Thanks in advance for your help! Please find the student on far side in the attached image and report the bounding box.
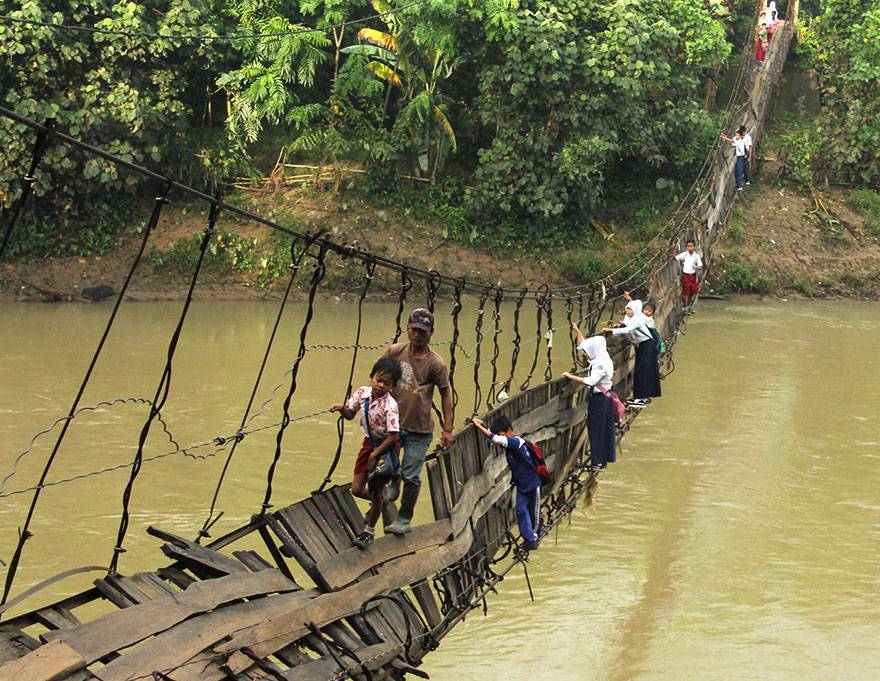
[563,326,617,471]
[673,239,703,315]
[720,129,748,191]
[471,416,542,551]
[739,125,753,185]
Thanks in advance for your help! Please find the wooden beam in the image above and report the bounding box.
[40,570,297,668]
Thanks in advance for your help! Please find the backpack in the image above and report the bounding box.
[518,440,552,486]
[638,324,665,354]
[648,327,666,354]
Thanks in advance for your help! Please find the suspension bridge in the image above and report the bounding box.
[0,5,797,679]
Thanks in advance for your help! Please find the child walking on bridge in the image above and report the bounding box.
[673,239,704,314]
[471,416,542,551]
[330,357,402,549]
[604,298,662,409]
[563,328,618,471]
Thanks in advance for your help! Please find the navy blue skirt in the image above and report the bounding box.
[633,340,662,399]
[588,392,616,467]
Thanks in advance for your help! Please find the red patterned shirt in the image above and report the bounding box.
[345,386,400,443]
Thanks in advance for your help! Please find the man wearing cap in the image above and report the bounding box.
[380,308,455,534]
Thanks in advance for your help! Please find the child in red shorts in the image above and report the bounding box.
[331,357,402,548]
[673,239,704,314]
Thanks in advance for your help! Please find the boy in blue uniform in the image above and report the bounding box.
[472,416,542,551]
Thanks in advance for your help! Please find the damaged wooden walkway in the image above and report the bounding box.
[0,374,602,681]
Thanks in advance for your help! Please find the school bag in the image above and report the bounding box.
[648,327,666,354]
[362,396,400,495]
[639,325,665,354]
[597,385,627,422]
[514,440,553,486]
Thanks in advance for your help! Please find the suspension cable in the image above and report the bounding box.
[108,190,220,574]
[0,178,173,605]
[319,257,377,491]
[196,232,318,541]
[261,244,328,513]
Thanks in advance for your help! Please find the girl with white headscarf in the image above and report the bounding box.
[563,325,617,470]
[604,297,662,408]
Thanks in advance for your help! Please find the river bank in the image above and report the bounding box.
[2,182,879,302]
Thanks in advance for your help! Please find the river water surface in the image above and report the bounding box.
[1,299,878,679]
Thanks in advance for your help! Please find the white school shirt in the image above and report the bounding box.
[576,339,614,391]
[676,251,703,274]
[743,133,753,151]
[731,137,747,157]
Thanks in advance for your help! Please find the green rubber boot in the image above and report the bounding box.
[386,482,419,535]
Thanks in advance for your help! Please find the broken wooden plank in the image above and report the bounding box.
[314,520,453,590]
[0,640,85,681]
[32,607,79,632]
[148,526,247,577]
[410,581,442,630]
[0,626,39,664]
[512,395,560,435]
[278,504,337,561]
[91,589,313,681]
[215,522,477,670]
[40,569,297,668]
[232,550,273,572]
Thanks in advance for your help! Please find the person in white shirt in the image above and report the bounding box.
[739,125,753,185]
[563,327,617,471]
[606,296,661,408]
[673,239,704,314]
[720,129,747,190]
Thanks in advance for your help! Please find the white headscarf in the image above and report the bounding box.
[579,335,614,389]
[581,335,611,364]
[622,299,647,329]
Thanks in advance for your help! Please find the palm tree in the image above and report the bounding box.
[341,1,456,180]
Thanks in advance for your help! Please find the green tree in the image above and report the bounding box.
[471,0,730,233]
[799,0,880,183]
[0,0,230,256]
[217,0,332,143]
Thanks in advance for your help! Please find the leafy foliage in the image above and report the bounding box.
[795,0,880,183]
[849,188,880,236]
[0,0,232,255]
[470,0,730,232]
[718,253,774,293]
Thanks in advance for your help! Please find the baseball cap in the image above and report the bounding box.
[407,308,434,331]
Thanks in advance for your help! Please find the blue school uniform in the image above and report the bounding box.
[488,434,541,547]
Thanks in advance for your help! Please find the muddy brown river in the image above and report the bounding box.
[1,298,878,678]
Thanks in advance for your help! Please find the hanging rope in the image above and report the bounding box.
[261,244,328,513]
[486,287,503,407]
[393,267,413,343]
[565,296,578,370]
[519,290,545,392]
[447,277,465,420]
[108,191,220,574]
[0,120,55,261]
[426,269,442,313]
[501,288,527,397]
[196,232,318,542]
[0,178,172,605]
[542,290,554,383]
[470,290,490,419]
[319,256,376,492]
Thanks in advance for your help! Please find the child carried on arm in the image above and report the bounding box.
[330,358,402,549]
[471,416,543,551]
